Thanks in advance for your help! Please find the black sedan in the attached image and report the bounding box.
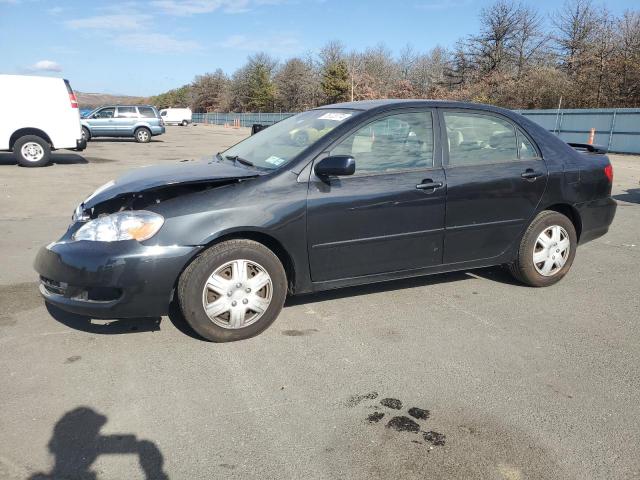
[34,100,617,342]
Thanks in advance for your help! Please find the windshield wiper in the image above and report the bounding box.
[225,155,255,168]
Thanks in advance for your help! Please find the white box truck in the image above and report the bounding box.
[159,107,192,126]
[0,74,86,167]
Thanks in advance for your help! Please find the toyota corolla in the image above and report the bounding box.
[34,100,617,342]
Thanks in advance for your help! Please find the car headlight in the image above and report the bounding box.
[73,211,164,242]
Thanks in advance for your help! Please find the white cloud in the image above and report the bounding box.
[65,14,152,30]
[30,60,62,72]
[218,33,301,55]
[113,33,200,53]
[151,0,286,16]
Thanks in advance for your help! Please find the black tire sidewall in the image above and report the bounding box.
[135,127,151,143]
[517,212,577,287]
[15,135,51,167]
[82,127,91,141]
[179,241,287,342]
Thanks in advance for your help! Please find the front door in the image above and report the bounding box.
[440,110,548,264]
[306,109,446,283]
[88,107,116,136]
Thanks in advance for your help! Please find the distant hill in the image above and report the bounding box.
[75,91,148,108]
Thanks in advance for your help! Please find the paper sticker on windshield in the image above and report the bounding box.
[318,112,352,122]
[265,155,285,166]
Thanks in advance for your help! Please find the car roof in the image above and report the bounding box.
[317,99,514,116]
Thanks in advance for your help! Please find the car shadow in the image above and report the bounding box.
[45,303,162,335]
[29,406,169,480]
[0,152,88,166]
[613,188,640,205]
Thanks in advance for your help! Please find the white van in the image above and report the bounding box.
[0,74,86,167]
[159,108,192,126]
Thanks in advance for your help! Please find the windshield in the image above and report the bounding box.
[223,109,359,170]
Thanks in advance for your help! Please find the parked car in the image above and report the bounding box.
[0,74,86,167]
[159,108,192,126]
[81,105,165,143]
[35,100,617,342]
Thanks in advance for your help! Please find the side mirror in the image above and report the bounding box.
[314,155,355,177]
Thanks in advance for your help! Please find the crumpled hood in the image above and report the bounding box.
[82,158,262,208]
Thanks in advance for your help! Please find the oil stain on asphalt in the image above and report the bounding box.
[281,328,319,336]
[353,393,446,448]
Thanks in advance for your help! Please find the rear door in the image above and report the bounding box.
[306,109,446,282]
[440,109,548,263]
[114,106,138,136]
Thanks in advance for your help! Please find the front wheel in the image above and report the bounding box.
[181,120,188,126]
[81,126,91,142]
[134,127,151,143]
[509,210,577,287]
[178,240,287,342]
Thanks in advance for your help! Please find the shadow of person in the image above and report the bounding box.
[29,407,169,480]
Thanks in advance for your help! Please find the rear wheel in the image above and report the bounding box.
[134,127,151,143]
[178,240,287,342]
[181,120,188,126]
[509,210,577,287]
[14,135,51,167]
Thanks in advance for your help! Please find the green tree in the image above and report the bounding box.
[321,60,350,104]
[247,63,276,111]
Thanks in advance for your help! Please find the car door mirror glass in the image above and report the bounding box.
[314,155,356,177]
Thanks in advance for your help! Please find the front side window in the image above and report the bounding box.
[331,111,434,175]
[444,112,518,166]
[138,107,157,118]
[94,107,115,119]
[223,109,359,170]
[116,106,138,118]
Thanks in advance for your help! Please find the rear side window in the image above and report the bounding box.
[518,130,539,159]
[160,110,167,116]
[331,111,434,175]
[116,106,138,118]
[444,112,518,166]
[139,107,157,118]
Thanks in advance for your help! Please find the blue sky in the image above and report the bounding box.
[0,0,636,96]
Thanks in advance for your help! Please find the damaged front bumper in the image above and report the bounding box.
[34,239,201,318]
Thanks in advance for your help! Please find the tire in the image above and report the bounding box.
[81,126,91,142]
[14,135,51,167]
[134,127,151,143]
[509,210,577,287]
[181,120,188,126]
[178,239,287,342]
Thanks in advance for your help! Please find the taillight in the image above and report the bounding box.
[604,164,613,182]
[69,93,78,108]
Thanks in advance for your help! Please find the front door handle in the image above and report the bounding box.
[521,169,544,181]
[416,180,444,191]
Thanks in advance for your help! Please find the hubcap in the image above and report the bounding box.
[21,142,44,162]
[533,225,570,276]
[202,259,273,329]
[138,130,149,141]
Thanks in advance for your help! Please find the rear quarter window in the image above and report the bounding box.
[138,107,157,118]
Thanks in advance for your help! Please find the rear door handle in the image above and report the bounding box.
[521,169,544,181]
[416,180,444,191]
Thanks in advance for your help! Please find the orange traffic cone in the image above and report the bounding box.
[588,128,595,145]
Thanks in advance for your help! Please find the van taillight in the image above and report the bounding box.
[69,93,78,108]
[604,164,613,182]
